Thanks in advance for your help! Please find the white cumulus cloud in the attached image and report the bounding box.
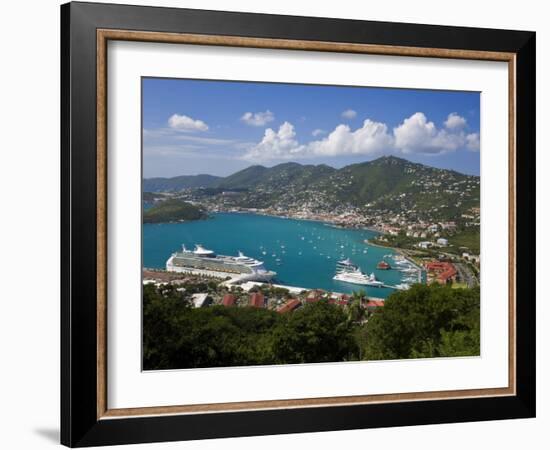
[341,109,357,119]
[243,122,304,161]
[444,112,467,130]
[242,111,479,161]
[240,110,275,126]
[168,114,209,132]
[307,120,393,157]
[393,112,472,154]
[466,132,480,151]
[311,128,326,137]
[243,119,393,161]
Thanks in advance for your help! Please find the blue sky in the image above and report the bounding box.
[143,78,480,178]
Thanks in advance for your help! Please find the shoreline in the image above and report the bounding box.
[143,207,385,235]
[212,209,384,234]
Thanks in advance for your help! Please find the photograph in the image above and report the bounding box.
[141,78,482,370]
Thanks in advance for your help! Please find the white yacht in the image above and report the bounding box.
[333,267,384,287]
[166,245,276,281]
[336,258,358,271]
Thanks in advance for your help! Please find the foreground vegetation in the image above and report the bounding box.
[143,283,480,370]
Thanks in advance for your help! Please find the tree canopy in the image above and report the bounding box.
[361,284,480,360]
[143,283,480,370]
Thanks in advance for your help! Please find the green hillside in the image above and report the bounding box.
[216,165,269,189]
[142,156,480,221]
[143,199,207,223]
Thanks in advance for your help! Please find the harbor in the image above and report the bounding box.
[144,212,425,297]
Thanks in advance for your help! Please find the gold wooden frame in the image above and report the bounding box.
[96,29,516,420]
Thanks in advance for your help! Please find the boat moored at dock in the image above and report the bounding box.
[377,260,391,270]
[166,244,276,282]
[333,268,385,287]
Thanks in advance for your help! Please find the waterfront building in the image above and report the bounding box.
[249,292,265,308]
[191,293,211,308]
[366,300,385,311]
[222,294,236,307]
[277,299,301,313]
[425,261,457,285]
[306,290,325,303]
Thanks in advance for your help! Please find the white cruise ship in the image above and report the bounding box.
[333,267,384,287]
[166,245,276,282]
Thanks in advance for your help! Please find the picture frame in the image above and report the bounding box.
[61,1,536,447]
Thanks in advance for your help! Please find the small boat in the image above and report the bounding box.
[377,260,391,270]
[337,258,358,270]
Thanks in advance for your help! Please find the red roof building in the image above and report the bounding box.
[366,300,385,311]
[222,294,236,307]
[277,299,301,313]
[425,261,457,284]
[305,290,324,303]
[249,292,265,308]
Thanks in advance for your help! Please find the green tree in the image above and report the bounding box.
[269,300,359,364]
[362,284,480,360]
[347,301,364,323]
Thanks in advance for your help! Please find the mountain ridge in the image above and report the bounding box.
[143,156,478,192]
[143,156,480,221]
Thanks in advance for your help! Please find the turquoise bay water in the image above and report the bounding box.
[143,213,405,297]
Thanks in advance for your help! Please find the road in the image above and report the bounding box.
[454,262,478,288]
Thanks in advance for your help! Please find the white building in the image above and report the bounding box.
[191,293,210,308]
[437,238,449,246]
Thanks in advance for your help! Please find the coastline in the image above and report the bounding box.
[213,208,384,234]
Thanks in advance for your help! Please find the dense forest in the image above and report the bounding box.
[143,283,480,370]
